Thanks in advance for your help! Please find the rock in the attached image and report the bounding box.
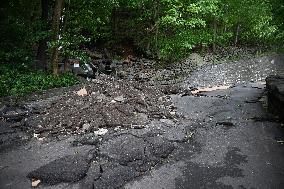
[170,111,176,115]
[27,155,91,184]
[181,89,193,96]
[100,106,135,127]
[93,164,139,189]
[31,179,41,187]
[82,123,92,131]
[80,162,102,189]
[100,135,146,166]
[146,136,175,159]
[266,75,284,120]
[160,119,174,125]
[187,53,206,67]
[72,133,100,146]
[131,125,146,129]
[91,91,99,96]
[162,85,181,95]
[0,105,6,114]
[114,96,125,103]
[93,128,108,136]
[1,107,28,122]
[96,94,107,101]
[216,121,235,127]
[77,87,88,96]
[134,113,149,125]
[91,52,103,59]
[100,134,175,172]
[117,70,128,79]
[0,121,29,146]
[163,126,188,142]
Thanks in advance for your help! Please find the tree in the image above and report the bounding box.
[36,0,49,71]
[51,0,65,75]
[1,0,283,69]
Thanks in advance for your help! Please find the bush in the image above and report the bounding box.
[0,63,79,97]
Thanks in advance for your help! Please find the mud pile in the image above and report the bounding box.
[8,75,177,138]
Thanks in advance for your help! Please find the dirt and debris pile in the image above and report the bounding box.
[16,75,177,138]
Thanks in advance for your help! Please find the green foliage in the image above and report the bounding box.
[155,0,220,62]
[1,0,284,67]
[0,63,79,97]
[0,0,41,63]
[49,33,91,62]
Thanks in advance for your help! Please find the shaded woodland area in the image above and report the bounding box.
[0,0,284,96]
[1,2,284,188]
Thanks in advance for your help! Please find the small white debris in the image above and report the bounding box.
[91,91,99,96]
[37,137,45,141]
[31,179,41,187]
[94,128,108,136]
[131,125,146,129]
[114,126,122,131]
[277,140,284,144]
[76,87,88,96]
[170,111,176,115]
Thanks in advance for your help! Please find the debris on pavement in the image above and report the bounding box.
[31,179,41,187]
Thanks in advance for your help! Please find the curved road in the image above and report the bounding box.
[126,55,284,189]
[0,55,284,189]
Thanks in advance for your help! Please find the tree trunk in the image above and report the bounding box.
[111,8,117,37]
[234,23,241,45]
[36,0,49,71]
[213,19,217,54]
[51,0,64,76]
[62,0,70,73]
[62,0,69,33]
[153,0,160,59]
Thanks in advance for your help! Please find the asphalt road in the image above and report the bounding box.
[1,55,284,189]
[126,83,284,189]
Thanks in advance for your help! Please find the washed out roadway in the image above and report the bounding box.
[0,55,284,189]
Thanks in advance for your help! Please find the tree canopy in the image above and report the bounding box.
[0,0,283,72]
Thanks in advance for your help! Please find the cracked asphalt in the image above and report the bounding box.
[1,55,284,189]
[125,83,284,189]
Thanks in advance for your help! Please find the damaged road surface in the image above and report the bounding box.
[0,75,180,189]
[1,55,284,189]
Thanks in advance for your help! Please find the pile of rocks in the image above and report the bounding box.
[114,56,199,85]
